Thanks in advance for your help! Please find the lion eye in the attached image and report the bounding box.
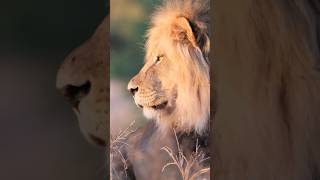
[155,55,164,64]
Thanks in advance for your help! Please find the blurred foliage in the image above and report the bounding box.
[110,0,161,80]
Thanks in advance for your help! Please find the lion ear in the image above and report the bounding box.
[171,17,209,56]
[171,17,197,47]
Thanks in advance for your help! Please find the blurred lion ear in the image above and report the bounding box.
[171,17,198,47]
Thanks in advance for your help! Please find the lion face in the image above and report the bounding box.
[128,49,178,120]
[128,1,210,134]
[56,17,108,146]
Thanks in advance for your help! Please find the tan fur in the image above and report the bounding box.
[56,17,109,145]
[128,0,210,134]
[213,0,320,179]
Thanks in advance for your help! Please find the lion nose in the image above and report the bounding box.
[128,79,139,96]
[58,81,91,110]
[129,86,138,96]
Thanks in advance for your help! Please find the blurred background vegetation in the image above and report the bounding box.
[110,0,161,135]
[0,0,108,179]
[110,0,160,80]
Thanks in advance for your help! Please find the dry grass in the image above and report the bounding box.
[161,129,210,180]
[110,123,210,180]
[110,121,136,180]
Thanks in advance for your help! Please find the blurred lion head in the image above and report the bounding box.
[56,17,108,146]
[128,0,210,134]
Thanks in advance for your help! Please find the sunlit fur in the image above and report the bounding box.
[142,0,210,134]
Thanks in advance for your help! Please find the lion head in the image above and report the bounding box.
[56,17,109,146]
[127,0,210,134]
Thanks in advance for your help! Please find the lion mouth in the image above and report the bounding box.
[138,101,168,110]
[151,101,168,110]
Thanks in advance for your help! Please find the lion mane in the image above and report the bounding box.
[143,0,210,134]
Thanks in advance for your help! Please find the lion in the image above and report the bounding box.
[213,0,320,179]
[56,16,109,147]
[128,0,210,135]
[112,0,210,179]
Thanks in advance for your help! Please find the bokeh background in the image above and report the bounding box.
[0,0,108,179]
[110,0,160,135]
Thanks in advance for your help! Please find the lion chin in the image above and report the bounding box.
[142,107,158,119]
[134,97,169,121]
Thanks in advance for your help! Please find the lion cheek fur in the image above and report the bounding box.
[143,108,158,120]
[140,82,210,135]
[173,79,210,134]
[148,76,210,135]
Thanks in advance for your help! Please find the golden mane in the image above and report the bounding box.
[145,0,210,134]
